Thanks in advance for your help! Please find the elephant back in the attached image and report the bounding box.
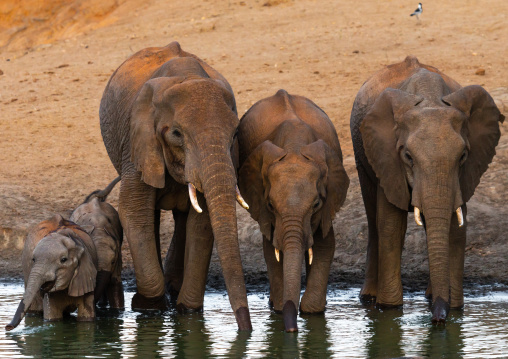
[239,89,341,166]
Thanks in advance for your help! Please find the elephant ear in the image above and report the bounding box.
[239,140,286,240]
[300,140,350,237]
[62,232,98,297]
[442,85,505,202]
[360,88,423,210]
[130,76,185,188]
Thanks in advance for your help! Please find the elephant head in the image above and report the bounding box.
[360,75,504,322]
[128,57,251,329]
[6,226,97,331]
[239,139,349,331]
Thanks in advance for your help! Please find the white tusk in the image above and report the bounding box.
[235,186,249,210]
[275,248,280,262]
[308,248,313,265]
[414,207,423,226]
[188,183,203,214]
[456,207,464,227]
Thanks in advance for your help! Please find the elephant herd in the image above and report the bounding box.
[6,41,505,333]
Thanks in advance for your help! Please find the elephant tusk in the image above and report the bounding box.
[235,186,249,210]
[414,207,423,226]
[308,248,313,266]
[275,248,280,262]
[456,207,464,227]
[188,183,203,214]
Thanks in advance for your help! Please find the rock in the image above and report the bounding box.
[475,68,486,76]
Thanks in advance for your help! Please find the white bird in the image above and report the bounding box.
[410,3,423,20]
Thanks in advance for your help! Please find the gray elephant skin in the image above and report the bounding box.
[99,41,251,330]
[238,89,350,332]
[350,56,504,323]
[70,176,124,309]
[6,215,98,330]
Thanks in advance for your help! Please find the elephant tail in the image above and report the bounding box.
[82,176,121,203]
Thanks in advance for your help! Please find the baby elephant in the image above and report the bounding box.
[6,215,98,330]
[238,90,350,332]
[70,176,124,309]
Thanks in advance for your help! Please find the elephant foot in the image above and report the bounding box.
[165,283,180,304]
[76,316,95,322]
[375,301,403,310]
[235,307,253,331]
[176,302,203,314]
[131,293,169,311]
[268,299,283,314]
[282,301,298,333]
[359,283,377,305]
[299,305,325,315]
[431,296,450,324]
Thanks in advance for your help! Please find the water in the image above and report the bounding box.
[1,282,508,358]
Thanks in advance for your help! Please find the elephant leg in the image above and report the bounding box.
[119,169,166,310]
[358,164,379,303]
[263,235,283,312]
[164,209,188,300]
[300,227,335,313]
[77,292,95,321]
[43,292,66,321]
[449,204,467,309]
[176,196,213,313]
[376,185,407,307]
[107,276,125,309]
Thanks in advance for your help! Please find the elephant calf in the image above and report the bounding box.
[6,215,98,330]
[350,56,504,323]
[238,89,350,332]
[70,176,124,309]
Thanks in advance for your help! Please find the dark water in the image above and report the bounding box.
[1,282,508,358]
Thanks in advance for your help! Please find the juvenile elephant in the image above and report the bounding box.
[70,176,124,309]
[6,215,98,330]
[99,41,252,330]
[238,90,350,332]
[350,56,504,323]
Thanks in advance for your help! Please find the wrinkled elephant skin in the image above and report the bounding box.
[350,56,504,323]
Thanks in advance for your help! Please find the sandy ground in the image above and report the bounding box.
[0,0,507,290]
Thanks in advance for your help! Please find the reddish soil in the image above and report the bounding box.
[0,0,507,290]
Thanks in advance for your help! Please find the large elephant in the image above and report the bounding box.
[6,215,98,330]
[350,56,504,323]
[99,41,252,330]
[238,90,350,332]
[70,176,124,309]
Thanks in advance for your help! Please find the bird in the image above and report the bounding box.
[410,3,423,20]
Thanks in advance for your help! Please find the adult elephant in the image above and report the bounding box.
[350,56,504,323]
[238,90,349,332]
[99,41,252,330]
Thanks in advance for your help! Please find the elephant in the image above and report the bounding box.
[70,176,124,309]
[238,89,350,332]
[99,41,252,330]
[350,56,504,323]
[6,215,98,330]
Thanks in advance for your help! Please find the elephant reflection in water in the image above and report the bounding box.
[365,308,404,358]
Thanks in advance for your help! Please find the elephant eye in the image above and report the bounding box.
[404,152,414,167]
[313,198,321,209]
[32,258,35,263]
[60,257,68,264]
[267,200,274,211]
[459,151,468,166]
[172,129,182,138]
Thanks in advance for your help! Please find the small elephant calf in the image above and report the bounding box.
[70,176,124,309]
[6,215,98,330]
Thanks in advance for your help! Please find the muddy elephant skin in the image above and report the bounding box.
[350,56,504,323]
[238,89,350,332]
[70,176,124,309]
[6,215,98,331]
[99,41,251,330]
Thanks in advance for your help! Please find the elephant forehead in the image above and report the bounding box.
[34,235,68,256]
[402,106,466,130]
[269,156,320,181]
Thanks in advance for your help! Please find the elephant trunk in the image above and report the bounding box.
[419,173,457,323]
[6,267,49,331]
[200,145,252,331]
[281,215,305,333]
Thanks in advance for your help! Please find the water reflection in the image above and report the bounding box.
[1,284,508,358]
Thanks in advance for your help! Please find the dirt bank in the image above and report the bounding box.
[0,0,507,291]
